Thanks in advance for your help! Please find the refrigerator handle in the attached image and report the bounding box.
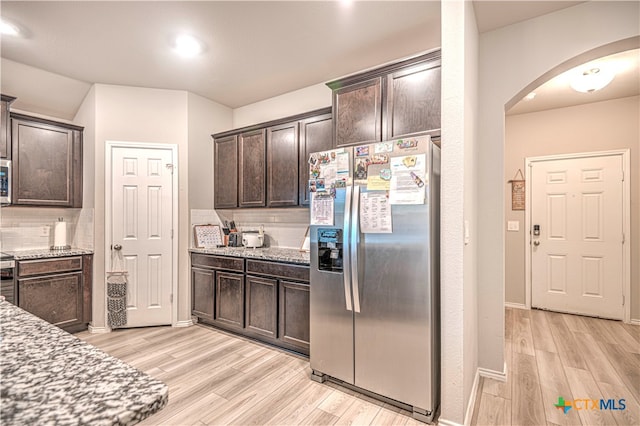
[351,185,361,313]
[343,185,353,312]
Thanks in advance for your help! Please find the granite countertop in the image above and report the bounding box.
[190,246,310,265]
[6,248,94,260]
[0,301,168,425]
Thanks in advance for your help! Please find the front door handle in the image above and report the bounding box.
[533,240,540,246]
[112,244,122,251]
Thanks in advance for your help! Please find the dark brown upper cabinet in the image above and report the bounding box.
[386,60,441,140]
[1,95,16,159]
[11,113,83,207]
[213,135,238,209]
[298,113,332,206]
[212,107,331,209]
[238,129,266,208]
[327,50,441,147]
[332,77,383,147]
[267,121,299,207]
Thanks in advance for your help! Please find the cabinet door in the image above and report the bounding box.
[192,267,215,322]
[245,275,277,340]
[238,129,266,207]
[386,61,441,139]
[215,271,245,330]
[18,271,83,330]
[0,98,10,159]
[299,113,332,205]
[214,135,238,209]
[267,122,299,207]
[12,117,82,207]
[333,77,382,147]
[279,280,310,355]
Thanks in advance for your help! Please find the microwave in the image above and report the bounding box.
[0,159,11,205]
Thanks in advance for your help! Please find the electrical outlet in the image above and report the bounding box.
[40,226,50,237]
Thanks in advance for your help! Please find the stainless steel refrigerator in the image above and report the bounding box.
[309,135,440,423]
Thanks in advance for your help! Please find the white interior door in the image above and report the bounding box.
[111,145,174,327]
[530,155,623,319]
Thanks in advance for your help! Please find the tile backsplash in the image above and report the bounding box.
[0,207,94,251]
[215,208,309,249]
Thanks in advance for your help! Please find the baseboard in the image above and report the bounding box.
[463,369,481,426]
[630,319,640,326]
[88,325,111,334]
[173,319,194,328]
[478,363,507,383]
[438,418,463,426]
[504,302,527,310]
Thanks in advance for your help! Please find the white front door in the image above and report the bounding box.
[530,154,624,319]
[110,145,174,327]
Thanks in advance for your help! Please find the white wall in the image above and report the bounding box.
[440,1,479,424]
[505,96,640,319]
[478,1,640,372]
[233,82,331,128]
[188,92,233,209]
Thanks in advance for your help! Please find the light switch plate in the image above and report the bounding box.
[507,221,519,232]
[40,226,50,236]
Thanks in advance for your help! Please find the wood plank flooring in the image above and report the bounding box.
[76,324,424,426]
[76,308,638,425]
[472,308,640,426]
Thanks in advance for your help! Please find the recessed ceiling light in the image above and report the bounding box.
[1,19,20,36]
[524,92,536,101]
[570,67,615,93]
[173,34,203,58]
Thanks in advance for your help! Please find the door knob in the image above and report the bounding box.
[533,240,540,246]
[113,244,122,251]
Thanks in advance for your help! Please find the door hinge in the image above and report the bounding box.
[170,294,173,304]
[622,233,625,244]
[171,229,174,239]
[622,295,625,306]
[622,170,625,181]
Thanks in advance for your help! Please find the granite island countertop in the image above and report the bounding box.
[190,246,310,265]
[0,300,168,425]
[5,248,94,260]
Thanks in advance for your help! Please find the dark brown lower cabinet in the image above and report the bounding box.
[215,271,245,330]
[191,267,215,322]
[16,255,92,333]
[191,252,310,356]
[278,280,310,354]
[245,275,278,340]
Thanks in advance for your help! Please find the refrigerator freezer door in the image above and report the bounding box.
[310,188,355,384]
[353,191,435,409]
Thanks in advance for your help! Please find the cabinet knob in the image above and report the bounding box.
[112,244,122,251]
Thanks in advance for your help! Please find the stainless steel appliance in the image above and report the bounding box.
[0,159,11,204]
[309,135,440,423]
[0,253,16,304]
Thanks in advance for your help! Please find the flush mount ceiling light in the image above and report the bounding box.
[1,18,20,36]
[524,92,536,101]
[173,34,203,58]
[570,67,615,93]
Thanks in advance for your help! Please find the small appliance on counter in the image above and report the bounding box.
[242,232,264,248]
[0,159,11,205]
[228,232,243,247]
[51,217,70,250]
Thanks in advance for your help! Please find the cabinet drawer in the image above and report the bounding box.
[18,256,83,277]
[246,260,309,282]
[191,253,244,272]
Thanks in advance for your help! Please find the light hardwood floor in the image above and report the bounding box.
[77,309,639,426]
[77,324,423,426]
[471,308,640,426]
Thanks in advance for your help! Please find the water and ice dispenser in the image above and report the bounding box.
[317,228,343,272]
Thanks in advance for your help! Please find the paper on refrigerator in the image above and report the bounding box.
[389,154,427,205]
[310,193,334,225]
[359,192,392,233]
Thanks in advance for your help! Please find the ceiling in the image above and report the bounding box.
[1,1,636,121]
